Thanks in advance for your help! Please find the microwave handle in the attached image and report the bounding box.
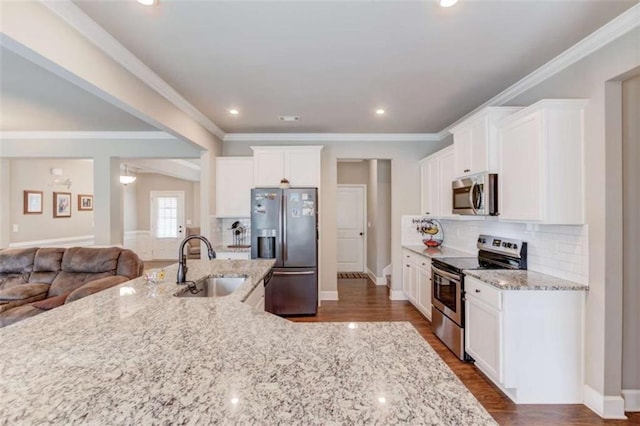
[469,181,478,215]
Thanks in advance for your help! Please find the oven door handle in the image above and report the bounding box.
[432,265,462,283]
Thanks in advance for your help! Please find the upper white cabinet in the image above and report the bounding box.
[420,146,462,219]
[450,107,522,178]
[216,157,253,217]
[498,99,587,224]
[252,146,322,187]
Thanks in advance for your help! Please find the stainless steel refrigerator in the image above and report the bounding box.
[251,188,318,315]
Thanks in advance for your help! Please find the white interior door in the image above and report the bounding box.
[150,191,185,260]
[337,185,365,272]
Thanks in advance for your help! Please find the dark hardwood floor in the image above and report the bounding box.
[289,277,639,426]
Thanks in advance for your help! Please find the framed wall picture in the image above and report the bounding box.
[23,190,43,214]
[53,192,72,218]
[78,194,93,211]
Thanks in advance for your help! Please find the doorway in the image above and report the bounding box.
[337,185,366,272]
[150,190,185,260]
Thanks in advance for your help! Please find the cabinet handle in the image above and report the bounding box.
[425,212,430,215]
[464,169,471,173]
[475,289,481,293]
[406,265,410,268]
[421,263,426,266]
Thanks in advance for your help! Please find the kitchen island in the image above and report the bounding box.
[0,259,496,425]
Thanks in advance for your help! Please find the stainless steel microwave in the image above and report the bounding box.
[452,173,498,216]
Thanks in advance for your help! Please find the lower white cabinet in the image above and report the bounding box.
[465,276,584,404]
[402,249,432,321]
[244,279,265,311]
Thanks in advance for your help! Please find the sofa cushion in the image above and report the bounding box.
[32,292,70,311]
[0,283,49,301]
[0,303,44,327]
[0,247,37,274]
[33,248,65,272]
[0,273,30,290]
[62,247,121,274]
[116,249,144,279]
[49,271,114,297]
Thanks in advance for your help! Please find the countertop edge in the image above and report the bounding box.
[463,269,589,291]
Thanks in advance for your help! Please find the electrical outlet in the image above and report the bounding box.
[12,224,19,232]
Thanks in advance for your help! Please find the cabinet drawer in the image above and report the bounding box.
[217,252,250,260]
[465,276,502,310]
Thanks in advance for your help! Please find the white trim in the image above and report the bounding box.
[320,291,339,301]
[0,131,175,140]
[227,133,441,143]
[366,268,386,286]
[622,389,640,412]
[583,384,627,419]
[40,0,225,140]
[389,290,408,301]
[9,235,94,248]
[438,3,640,139]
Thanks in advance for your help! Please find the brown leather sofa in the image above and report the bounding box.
[0,246,143,327]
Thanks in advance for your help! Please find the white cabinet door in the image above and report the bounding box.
[409,264,418,303]
[216,251,250,260]
[253,149,285,187]
[416,261,432,321]
[420,156,439,216]
[438,148,456,219]
[499,113,544,222]
[466,296,502,383]
[216,158,253,217]
[402,261,412,298]
[453,126,473,177]
[285,149,320,187]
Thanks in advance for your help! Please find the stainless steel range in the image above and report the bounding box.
[431,234,527,361]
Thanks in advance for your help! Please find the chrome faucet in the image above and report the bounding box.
[177,235,216,284]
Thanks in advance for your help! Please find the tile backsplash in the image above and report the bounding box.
[402,215,589,285]
[211,217,251,246]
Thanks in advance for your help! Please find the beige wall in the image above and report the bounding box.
[223,139,448,296]
[338,161,369,185]
[133,173,200,231]
[622,74,640,390]
[8,159,94,243]
[507,28,640,401]
[123,175,138,232]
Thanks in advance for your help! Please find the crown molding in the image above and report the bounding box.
[224,133,442,143]
[40,0,226,140]
[438,3,640,139]
[0,131,176,140]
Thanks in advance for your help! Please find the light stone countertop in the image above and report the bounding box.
[0,259,496,425]
[403,245,475,259]
[464,269,589,291]
[214,244,251,253]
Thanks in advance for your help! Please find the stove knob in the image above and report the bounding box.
[507,243,512,248]
[513,244,518,250]
[502,242,507,247]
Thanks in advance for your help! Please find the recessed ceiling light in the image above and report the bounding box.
[229,109,239,115]
[440,0,458,7]
[375,109,386,116]
[137,0,157,5]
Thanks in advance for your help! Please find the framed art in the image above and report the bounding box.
[23,190,43,214]
[53,192,72,218]
[78,194,93,211]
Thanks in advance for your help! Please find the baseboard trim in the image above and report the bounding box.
[389,290,407,301]
[319,291,339,301]
[622,389,640,412]
[583,384,627,419]
[366,268,386,286]
[9,235,94,248]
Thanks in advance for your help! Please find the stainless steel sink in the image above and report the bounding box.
[174,276,247,298]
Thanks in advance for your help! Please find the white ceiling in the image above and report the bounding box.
[0,47,154,131]
[74,0,636,134]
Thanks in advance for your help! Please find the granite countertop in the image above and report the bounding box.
[0,259,496,425]
[464,269,589,291]
[403,245,474,259]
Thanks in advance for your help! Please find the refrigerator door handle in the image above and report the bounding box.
[282,195,287,262]
[273,271,315,276]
